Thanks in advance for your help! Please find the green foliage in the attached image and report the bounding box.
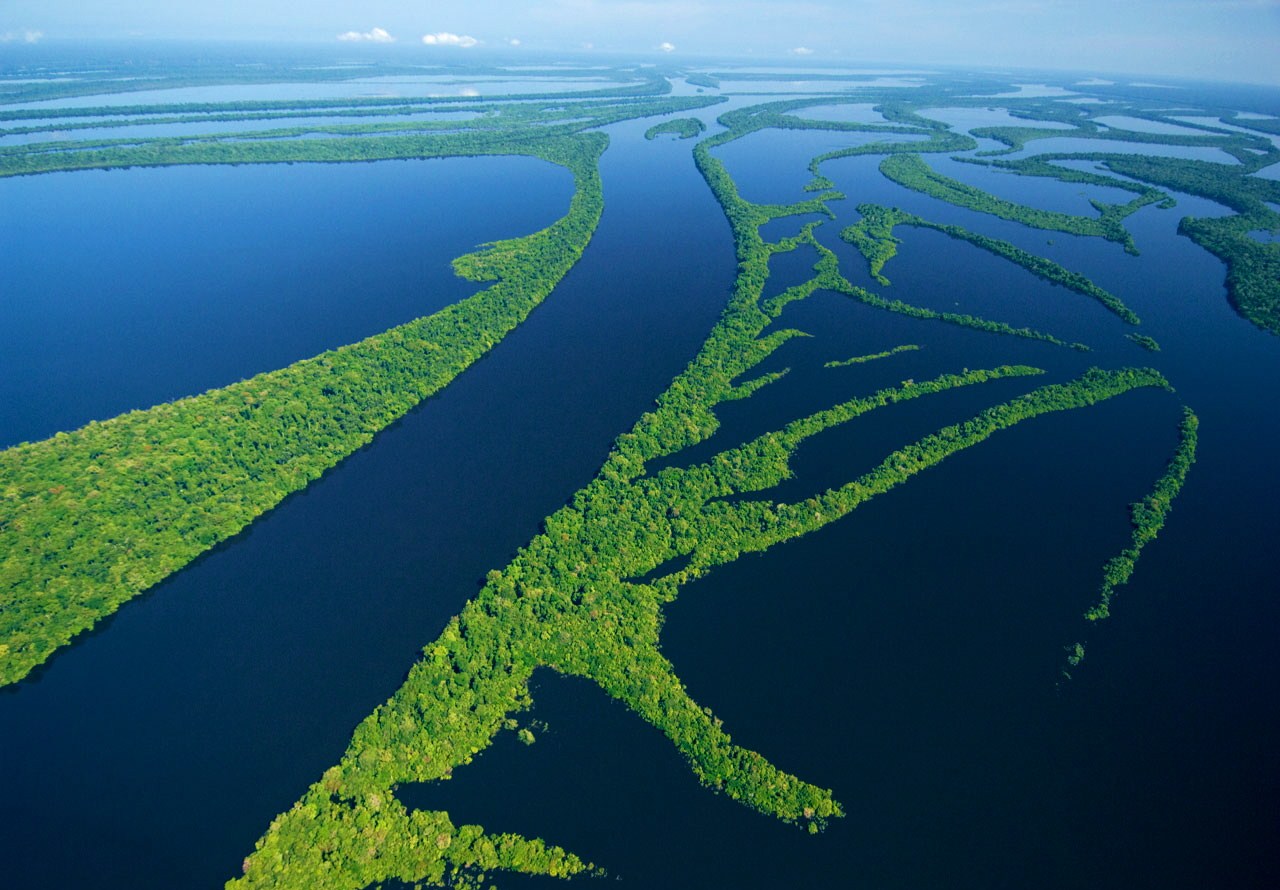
[0,90,731,686]
[1126,333,1162,352]
[800,224,1086,350]
[0,103,492,138]
[684,73,721,89]
[1180,212,1280,335]
[1082,408,1198,624]
[976,151,1280,335]
[0,66,672,110]
[970,119,1263,157]
[879,153,1154,253]
[230,97,1177,889]
[0,131,607,687]
[825,344,921,368]
[843,203,1142,324]
[1064,409,1197,678]
[231,354,1167,888]
[841,205,904,286]
[2,75,1216,886]
[807,126,976,179]
[645,117,707,140]
[590,61,1277,339]
[0,95,723,180]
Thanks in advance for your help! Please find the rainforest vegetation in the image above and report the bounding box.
[0,65,669,107]
[224,89,1187,890]
[825,344,921,368]
[878,152,1156,252]
[842,203,1142,324]
[0,130,605,685]
[0,93,724,685]
[1126,333,1162,352]
[807,220,1088,349]
[1065,408,1198,672]
[976,151,1280,335]
[3,64,1258,889]
[645,117,706,140]
[0,94,722,179]
[1083,407,1199,624]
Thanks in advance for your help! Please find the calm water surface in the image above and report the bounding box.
[408,122,1280,890]
[0,113,734,890]
[0,156,569,447]
[2,97,1277,890]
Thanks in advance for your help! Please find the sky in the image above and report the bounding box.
[3,0,1279,86]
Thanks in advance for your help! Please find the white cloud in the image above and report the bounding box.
[791,46,815,55]
[658,41,676,52]
[337,27,395,43]
[422,32,480,48]
[1,29,43,43]
[506,37,522,46]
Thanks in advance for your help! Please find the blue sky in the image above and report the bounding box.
[3,1,1278,85]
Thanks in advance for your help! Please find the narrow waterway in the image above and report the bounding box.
[0,115,735,889]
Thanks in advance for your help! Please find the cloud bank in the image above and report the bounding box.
[1,29,43,43]
[337,27,394,43]
[422,32,480,47]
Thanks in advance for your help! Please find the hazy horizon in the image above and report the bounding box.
[3,1,1278,87]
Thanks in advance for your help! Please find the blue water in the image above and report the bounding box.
[401,118,1280,890]
[1006,136,1242,165]
[918,105,1077,133]
[0,155,570,447]
[792,103,889,125]
[713,128,928,205]
[0,110,736,890]
[671,124,1280,890]
[0,110,483,145]
[928,154,1140,215]
[1,77,625,111]
[1,80,1279,890]
[1093,115,1214,136]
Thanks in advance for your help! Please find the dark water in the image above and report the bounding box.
[2,96,1279,890]
[396,120,1280,890]
[0,117,734,888]
[0,156,571,448]
[713,127,929,205]
[927,153,1137,215]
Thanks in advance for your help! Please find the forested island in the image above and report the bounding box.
[0,92,720,685]
[1,50,1276,890]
